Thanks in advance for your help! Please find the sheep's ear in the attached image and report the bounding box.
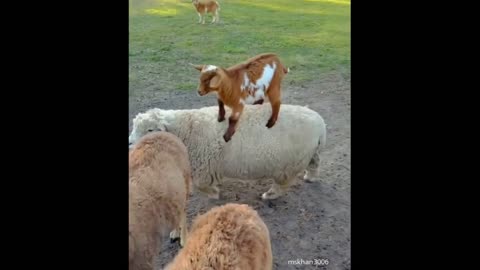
[189,63,204,72]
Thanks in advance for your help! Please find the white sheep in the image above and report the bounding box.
[129,131,192,270]
[129,104,326,200]
[163,203,273,270]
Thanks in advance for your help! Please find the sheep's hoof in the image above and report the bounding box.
[261,191,281,200]
[303,171,321,183]
[169,230,180,243]
[205,185,221,199]
[207,192,220,200]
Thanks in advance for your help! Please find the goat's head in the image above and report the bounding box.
[190,63,226,96]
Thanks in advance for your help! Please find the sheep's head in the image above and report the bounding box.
[190,63,227,96]
[129,110,169,148]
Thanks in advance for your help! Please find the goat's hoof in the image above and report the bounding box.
[266,121,275,128]
[223,133,231,142]
[218,116,225,122]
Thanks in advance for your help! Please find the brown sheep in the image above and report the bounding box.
[129,131,192,270]
[164,203,273,270]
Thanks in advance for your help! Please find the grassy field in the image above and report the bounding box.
[129,0,350,97]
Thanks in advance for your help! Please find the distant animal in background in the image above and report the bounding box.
[191,0,220,24]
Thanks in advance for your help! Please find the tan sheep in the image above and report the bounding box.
[164,203,273,270]
[129,131,192,270]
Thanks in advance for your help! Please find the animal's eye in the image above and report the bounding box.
[147,129,153,132]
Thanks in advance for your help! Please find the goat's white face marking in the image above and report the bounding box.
[202,65,217,73]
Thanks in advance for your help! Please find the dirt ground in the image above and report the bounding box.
[129,71,351,270]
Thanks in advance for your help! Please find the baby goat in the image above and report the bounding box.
[191,0,220,24]
[191,53,289,142]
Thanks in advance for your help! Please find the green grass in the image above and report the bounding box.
[129,0,350,97]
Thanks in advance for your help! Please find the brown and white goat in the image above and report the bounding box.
[191,53,289,142]
[129,132,192,270]
[191,0,220,24]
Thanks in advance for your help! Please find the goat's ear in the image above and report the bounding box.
[210,68,227,89]
[189,63,204,72]
[209,74,222,89]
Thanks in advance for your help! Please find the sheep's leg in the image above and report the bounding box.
[217,99,226,122]
[262,174,296,200]
[179,210,188,247]
[253,99,264,105]
[169,209,188,246]
[204,185,220,199]
[196,173,221,199]
[223,105,243,142]
[304,151,322,182]
[197,186,220,199]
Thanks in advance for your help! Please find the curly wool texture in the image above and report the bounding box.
[129,104,326,192]
[129,132,192,270]
[164,203,273,270]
